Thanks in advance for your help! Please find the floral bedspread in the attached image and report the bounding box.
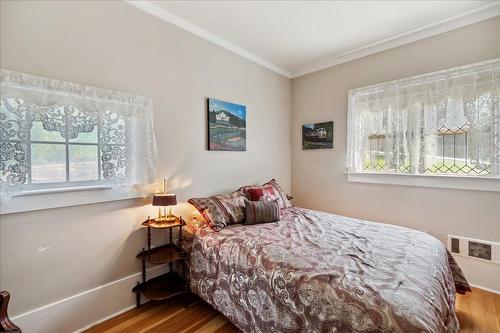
[187,207,469,333]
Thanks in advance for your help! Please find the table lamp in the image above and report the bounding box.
[152,179,177,223]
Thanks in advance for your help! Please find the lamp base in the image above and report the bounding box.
[154,216,177,222]
[153,215,179,226]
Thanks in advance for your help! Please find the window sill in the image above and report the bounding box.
[0,186,145,215]
[16,185,113,196]
[346,172,500,192]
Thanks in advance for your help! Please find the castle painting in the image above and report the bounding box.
[207,98,246,151]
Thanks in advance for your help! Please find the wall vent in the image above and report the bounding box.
[447,235,500,265]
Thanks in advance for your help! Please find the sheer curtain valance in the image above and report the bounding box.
[0,70,157,202]
[347,59,500,179]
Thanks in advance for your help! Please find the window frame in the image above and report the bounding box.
[0,185,144,215]
[0,101,141,214]
[1,107,141,215]
[1,97,128,192]
[346,171,500,192]
[21,137,102,189]
[346,59,500,192]
[1,70,157,213]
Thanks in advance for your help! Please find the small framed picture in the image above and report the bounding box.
[302,121,334,150]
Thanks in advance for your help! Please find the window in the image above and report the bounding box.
[2,99,124,186]
[0,70,157,203]
[347,59,500,189]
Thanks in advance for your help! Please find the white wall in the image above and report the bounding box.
[291,16,500,292]
[0,1,290,332]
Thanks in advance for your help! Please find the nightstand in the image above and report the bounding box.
[132,216,190,308]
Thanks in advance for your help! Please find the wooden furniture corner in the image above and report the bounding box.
[0,291,21,333]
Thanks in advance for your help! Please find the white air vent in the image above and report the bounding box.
[447,235,500,265]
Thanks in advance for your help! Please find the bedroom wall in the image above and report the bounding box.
[0,1,290,332]
[291,16,500,292]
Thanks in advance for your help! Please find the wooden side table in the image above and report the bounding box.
[132,216,190,308]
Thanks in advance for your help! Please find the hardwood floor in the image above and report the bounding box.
[84,296,239,333]
[85,287,499,333]
[456,287,500,333]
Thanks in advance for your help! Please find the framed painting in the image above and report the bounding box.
[207,98,246,151]
[302,121,334,150]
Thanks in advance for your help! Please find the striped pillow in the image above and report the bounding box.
[244,199,280,225]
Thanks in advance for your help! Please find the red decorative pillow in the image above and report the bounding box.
[246,185,277,202]
[240,179,292,209]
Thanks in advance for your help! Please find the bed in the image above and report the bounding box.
[185,207,470,333]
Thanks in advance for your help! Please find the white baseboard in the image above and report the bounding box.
[469,283,500,295]
[11,265,168,333]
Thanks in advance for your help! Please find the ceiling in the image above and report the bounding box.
[129,1,500,77]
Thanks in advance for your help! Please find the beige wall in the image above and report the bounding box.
[291,17,500,291]
[1,1,499,331]
[0,0,290,322]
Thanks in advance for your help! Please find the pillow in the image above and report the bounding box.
[240,179,292,209]
[244,199,280,225]
[188,190,246,231]
[246,185,277,201]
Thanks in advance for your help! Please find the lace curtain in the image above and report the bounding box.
[347,58,500,178]
[0,70,157,202]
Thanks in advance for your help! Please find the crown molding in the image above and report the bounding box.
[292,2,500,78]
[126,1,500,80]
[125,0,292,78]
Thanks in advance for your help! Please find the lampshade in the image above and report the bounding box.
[152,193,177,207]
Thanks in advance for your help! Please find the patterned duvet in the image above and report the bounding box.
[186,207,470,333]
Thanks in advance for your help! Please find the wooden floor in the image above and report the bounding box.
[456,287,500,333]
[83,296,239,333]
[85,287,499,333]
